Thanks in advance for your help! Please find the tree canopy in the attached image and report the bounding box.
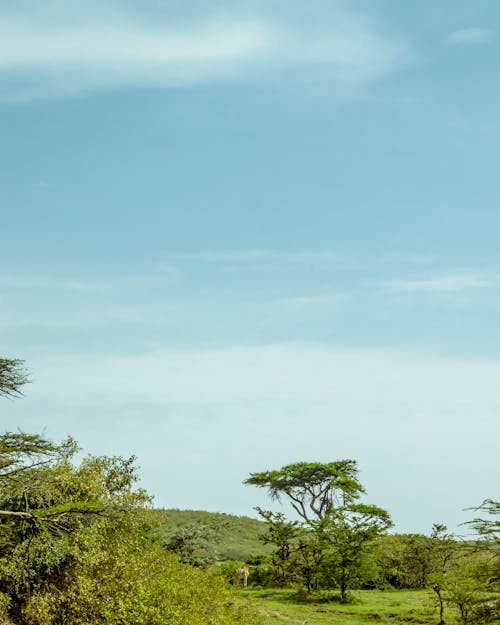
[244,460,364,522]
[247,461,392,599]
[0,359,30,398]
[467,499,500,545]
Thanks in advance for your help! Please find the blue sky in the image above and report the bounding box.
[1,0,499,534]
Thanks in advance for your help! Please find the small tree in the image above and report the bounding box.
[430,524,456,575]
[256,508,300,584]
[314,503,393,601]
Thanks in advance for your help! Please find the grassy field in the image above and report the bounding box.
[234,588,439,625]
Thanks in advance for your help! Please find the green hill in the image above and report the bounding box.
[156,509,272,562]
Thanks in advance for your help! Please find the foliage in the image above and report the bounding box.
[20,515,263,625]
[248,462,392,598]
[163,518,228,566]
[155,508,273,561]
[256,508,300,585]
[467,500,500,544]
[0,432,149,620]
[372,527,460,590]
[429,562,499,625]
[219,560,246,582]
[434,499,500,624]
[466,499,500,591]
[245,460,363,522]
[0,433,264,624]
[0,359,30,399]
[313,503,393,600]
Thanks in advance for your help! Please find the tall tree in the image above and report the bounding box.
[247,460,392,597]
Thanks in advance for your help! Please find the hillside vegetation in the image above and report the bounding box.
[158,508,272,561]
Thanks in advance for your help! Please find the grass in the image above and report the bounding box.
[234,588,439,625]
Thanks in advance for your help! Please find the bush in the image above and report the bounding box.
[20,528,264,625]
[219,560,244,583]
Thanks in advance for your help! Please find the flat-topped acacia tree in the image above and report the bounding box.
[245,461,392,599]
[244,460,364,522]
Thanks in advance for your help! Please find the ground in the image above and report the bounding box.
[235,588,442,625]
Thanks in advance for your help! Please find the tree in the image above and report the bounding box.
[247,461,392,597]
[0,432,112,533]
[244,461,364,522]
[459,499,500,623]
[430,523,456,575]
[467,500,500,546]
[314,503,393,601]
[0,435,149,619]
[255,508,300,585]
[466,500,500,590]
[0,359,29,398]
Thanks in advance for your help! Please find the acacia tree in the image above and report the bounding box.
[0,358,30,398]
[425,507,500,625]
[462,499,500,622]
[246,461,392,596]
[244,460,364,522]
[467,500,500,548]
[465,499,500,593]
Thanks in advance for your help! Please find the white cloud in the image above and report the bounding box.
[445,27,493,47]
[0,2,412,100]
[380,273,491,293]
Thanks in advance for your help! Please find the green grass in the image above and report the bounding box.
[234,588,438,625]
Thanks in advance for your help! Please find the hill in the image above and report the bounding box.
[157,509,272,562]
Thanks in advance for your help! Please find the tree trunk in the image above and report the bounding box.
[432,584,445,625]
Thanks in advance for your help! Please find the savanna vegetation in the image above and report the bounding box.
[1,357,498,624]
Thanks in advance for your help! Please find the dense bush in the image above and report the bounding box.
[0,434,263,625]
[20,519,262,625]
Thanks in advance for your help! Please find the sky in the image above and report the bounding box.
[1,0,499,535]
